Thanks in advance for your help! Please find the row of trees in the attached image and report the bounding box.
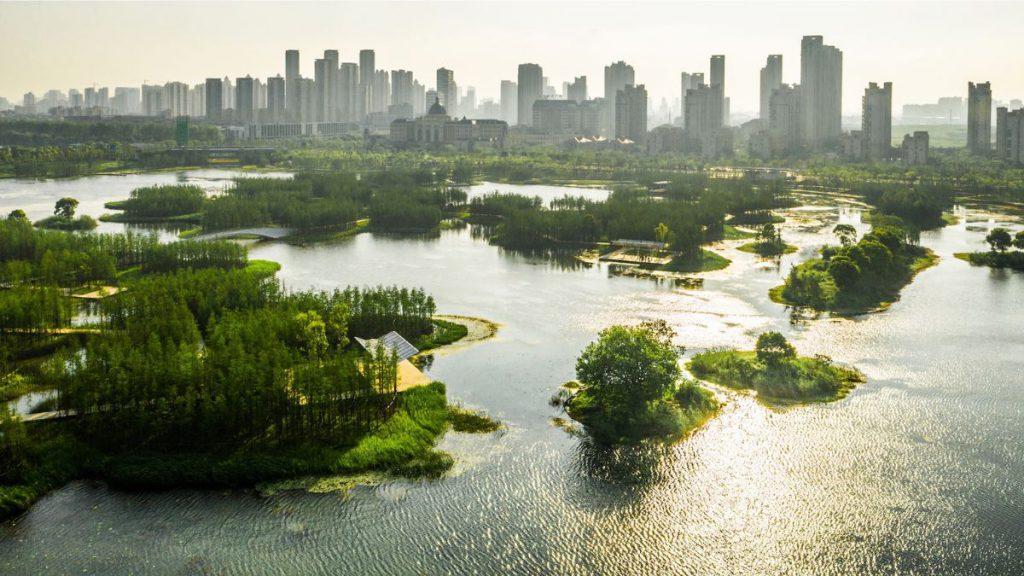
[0,218,246,288]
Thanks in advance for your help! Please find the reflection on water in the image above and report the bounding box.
[1,181,1024,574]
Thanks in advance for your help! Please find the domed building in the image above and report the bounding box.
[390,97,507,150]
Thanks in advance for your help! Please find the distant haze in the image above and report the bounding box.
[2,1,1023,114]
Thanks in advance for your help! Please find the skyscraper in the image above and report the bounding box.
[800,35,843,149]
[391,70,414,112]
[285,49,300,121]
[768,84,802,156]
[324,50,340,121]
[567,76,587,103]
[680,72,703,121]
[501,80,518,125]
[862,82,893,161]
[710,55,727,124]
[339,63,359,122]
[205,78,223,121]
[968,81,992,155]
[314,58,333,122]
[995,107,1024,164]
[604,61,635,135]
[235,76,255,125]
[437,68,456,111]
[359,49,375,118]
[615,84,647,143]
[517,64,543,127]
[759,55,783,121]
[266,75,285,123]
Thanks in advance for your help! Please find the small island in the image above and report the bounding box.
[28,198,97,231]
[688,332,864,404]
[955,227,1024,270]
[0,217,497,519]
[736,223,797,257]
[555,320,719,444]
[771,218,937,314]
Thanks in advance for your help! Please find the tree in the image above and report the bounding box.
[295,311,328,360]
[828,255,861,290]
[54,197,79,220]
[755,331,796,366]
[986,228,1012,253]
[654,222,671,245]
[575,322,681,415]
[833,224,857,246]
[6,209,27,222]
[1013,230,1024,251]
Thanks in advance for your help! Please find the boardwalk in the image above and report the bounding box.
[193,227,295,241]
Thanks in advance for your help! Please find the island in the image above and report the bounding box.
[736,223,798,257]
[0,217,497,519]
[955,227,1024,270]
[688,332,864,404]
[770,216,937,314]
[29,198,97,231]
[554,320,719,443]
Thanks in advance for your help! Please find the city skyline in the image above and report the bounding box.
[3,1,1024,115]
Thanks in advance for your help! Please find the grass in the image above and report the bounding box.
[688,349,864,404]
[178,227,202,239]
[662,249,731,273]
[723,224,757,240]
[447,405,502,433]
[414,318,469,352]
[243,259,282,278]
[737,242,798,256]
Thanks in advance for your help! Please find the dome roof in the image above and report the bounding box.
[428,96,447,115]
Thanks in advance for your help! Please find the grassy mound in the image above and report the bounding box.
[688,349,863,404]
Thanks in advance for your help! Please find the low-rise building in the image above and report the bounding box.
[389,98,507,150]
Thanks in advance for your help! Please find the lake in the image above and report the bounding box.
[1,172,1023,574]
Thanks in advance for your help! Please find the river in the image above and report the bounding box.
[1,171,1023,574]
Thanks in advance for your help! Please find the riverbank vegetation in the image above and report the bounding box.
[955,228,1024,270]
[773,216,937,314]
[688,332,864,403]
[558,320,719,444]
[0,221,493,519]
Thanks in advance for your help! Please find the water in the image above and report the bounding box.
[2,176,1024,574]
[0,168,292,241]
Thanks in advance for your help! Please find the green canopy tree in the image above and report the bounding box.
[986,228,1012,252]
[54,197,79,220]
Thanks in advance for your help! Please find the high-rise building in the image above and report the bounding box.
[462,86,476,117]
[314,58,333,122]
[800,35,843,149]
[205,78,223,120]
[710,55,725,92]
[759,55,783,120]
[164,82,189,117]
[112,87,140,115]
[501,80,517,124]
[436,68,456,112]
[517,64,543,127]
[339,63,359,122]
[615,84,647,143]
[285,49,300,121]
[680,72,703,121]
[391,70,414,110]
[862,82,893,161]
[604,61,635,135]
[996,107,1024,164]
[412,80,426,117]
[567,76,587,103]
[967,81,992,155]
[902,131,930,165]
[767,84,802,157]
[685,82,726,157]
[372,70,390,114]
[359,49,375,118]
[266,75,285,123]
[236,76,255,125]
[22,92,36,114]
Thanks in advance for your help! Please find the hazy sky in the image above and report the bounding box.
[2,1,1023,115]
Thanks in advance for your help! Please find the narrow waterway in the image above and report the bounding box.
[1,174,1022,574]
